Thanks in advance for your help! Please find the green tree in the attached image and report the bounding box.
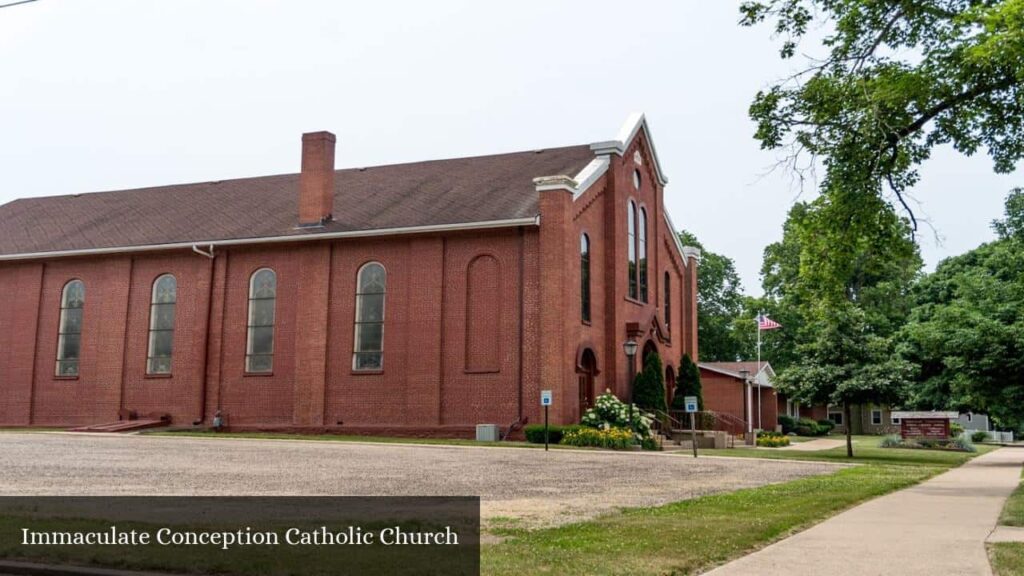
[900,190,1024,431]
[672,353,704,411]
[740,0,1024,227]
[753,197,922,373]
[634,353,667,413]
[776,302,914,456]
[678,231,746,361]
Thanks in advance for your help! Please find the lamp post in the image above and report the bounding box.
[739,369,751,435]
[623,339,639,440]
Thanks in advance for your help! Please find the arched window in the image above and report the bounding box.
[246,268,276,373]
[353,262,386,371]
[638,207,648,303]
[581,234,591,323]
[56,280,85,376]
[664,272,671,331]
[147,274,177,374]
[627,201,638,299]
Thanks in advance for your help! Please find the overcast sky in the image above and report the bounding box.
[1,1,1018,294]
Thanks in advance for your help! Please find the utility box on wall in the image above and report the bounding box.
[476,424,500,442]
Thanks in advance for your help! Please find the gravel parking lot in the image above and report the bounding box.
[0,432,840,528]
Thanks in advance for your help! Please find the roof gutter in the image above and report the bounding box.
[0,217,540,262]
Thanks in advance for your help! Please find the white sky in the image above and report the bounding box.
[1,1,1017,294]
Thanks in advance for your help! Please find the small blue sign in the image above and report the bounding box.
[541,390,553,407]
[684,396,699,413]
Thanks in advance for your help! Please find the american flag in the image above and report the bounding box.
[757,314,782,331]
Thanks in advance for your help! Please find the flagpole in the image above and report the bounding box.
[757,312,762,431]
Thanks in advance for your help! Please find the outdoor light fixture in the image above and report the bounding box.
[623,340,638,358]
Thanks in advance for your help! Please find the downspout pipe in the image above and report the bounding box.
[192,244,215,425]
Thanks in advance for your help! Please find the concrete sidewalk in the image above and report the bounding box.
[703,448,1024,576]
[778,438,845,451]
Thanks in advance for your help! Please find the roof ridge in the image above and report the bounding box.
[5,144,592,205]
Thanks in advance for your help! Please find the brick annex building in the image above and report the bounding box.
[0,114,700,435]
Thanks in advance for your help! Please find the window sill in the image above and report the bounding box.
[144,373,173,379]
[244,372,274,377]
[624,296,648,306]
[464,369,500,375]
[53,375,79,381]
[351,369,384,376]
[581,319,592,327]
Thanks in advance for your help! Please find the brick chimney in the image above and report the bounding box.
[299,131,336,226]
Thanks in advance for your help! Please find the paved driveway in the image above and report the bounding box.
[0,432,839,528]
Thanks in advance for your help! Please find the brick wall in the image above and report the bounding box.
[700,370,745,424]
[0,130,698,434]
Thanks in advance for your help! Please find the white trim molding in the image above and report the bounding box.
[571,156,611,199]
[590,112,669,185]
[681,246,702,262]
[699,362,776,388]
[663,211,696,267]
[0,217,540,262]
[533,155,611,198]
[532,175,578,193]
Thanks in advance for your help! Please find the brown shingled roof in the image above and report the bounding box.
[0,145,595,257]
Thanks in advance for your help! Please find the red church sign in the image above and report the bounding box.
[900,418,950,439]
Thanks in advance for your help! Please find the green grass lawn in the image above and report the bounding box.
[1001,470,1024,527]
[482,435,993,576]
[705,435,995,467]
[990,470,1024,576]
[990,543,1024,576]
[139,431,994,575]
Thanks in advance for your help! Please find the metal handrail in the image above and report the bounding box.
[669,409,748,437]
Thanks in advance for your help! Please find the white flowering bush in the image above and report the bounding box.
[580,390,653,442]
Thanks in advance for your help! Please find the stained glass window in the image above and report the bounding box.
[246,268,276,373]
[353,262,385,371]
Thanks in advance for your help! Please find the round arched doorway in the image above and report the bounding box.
[641,340,658,365]
[578,349,598,413]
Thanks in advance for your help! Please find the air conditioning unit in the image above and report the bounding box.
[476,424,500,442]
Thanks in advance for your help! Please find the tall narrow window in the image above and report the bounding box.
[246,268,276,373]
[638,207,648,302]
[627,201,637,299]
[664,272,671,330]
[353,262,386,371]
[581,234,591,323]
[56,280,85,377]
[147,274,177,374]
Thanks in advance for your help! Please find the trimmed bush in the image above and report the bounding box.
[879,434,976,452]
[581,391,653,442]
[950,422,965,437]
[523,424,581,444]
[672,353,703,411]
[971,430,990,443]
[879,434,903,448]
[816,419,835,434]
[562,427,634,450]
[778,415,797,434]
[634,353,667,412]
[951,433,977,452]
[795,417,827,436]
[757,434,791,448]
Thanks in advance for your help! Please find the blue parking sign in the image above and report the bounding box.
[684,396,698,413]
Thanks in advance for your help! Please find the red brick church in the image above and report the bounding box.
[0,114,699,436]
